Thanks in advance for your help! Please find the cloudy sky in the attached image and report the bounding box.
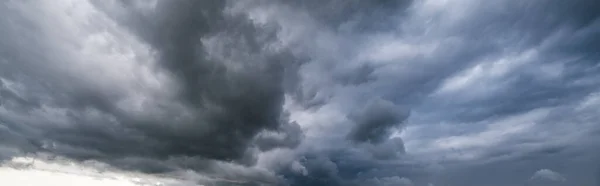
[1,0,599,185]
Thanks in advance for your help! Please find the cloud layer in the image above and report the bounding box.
[1,0,600,185]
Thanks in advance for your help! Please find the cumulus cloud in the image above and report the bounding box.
[1,0,600,185]
[526,169,567,186]
[530,169,566,182]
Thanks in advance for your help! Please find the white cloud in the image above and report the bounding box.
[530,169,566,182]
[0,155,185,186]
[435,49,539,99]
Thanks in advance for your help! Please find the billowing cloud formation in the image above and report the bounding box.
[1,0,600,186]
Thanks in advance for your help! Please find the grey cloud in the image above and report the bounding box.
[359,137,405,160]
[279,145,430,186]
[530,169,566,182]
[0,0,298,183]
[255,122,304,152]
[428,133,600,186]
[282,0,413,31]
[362,176,413,186]
[413,0,600,124]
[243,0,600,185]
[289,161,308,176]
[90,0,292,161]
[0,124,36,160]
[347,98,409,144]
[333,64,377,86]
[284,155,344,186]
[294,0,599,185]
[2,0,600,185]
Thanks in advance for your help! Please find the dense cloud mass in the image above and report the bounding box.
[1,0,600,185]
[347,98,409,144]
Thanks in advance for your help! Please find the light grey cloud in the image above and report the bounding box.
[530,169,566,182]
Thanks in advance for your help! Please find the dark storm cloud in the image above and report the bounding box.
[83,0,295,162]
[281,147,429,186]
[2,0,600,185]
[285,155,344,186]
[0,0,298,181]
[333,64,377,86]
[347,99,409,144]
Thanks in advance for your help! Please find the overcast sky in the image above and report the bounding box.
[1,0,599,186]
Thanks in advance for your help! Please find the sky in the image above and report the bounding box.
[0,0,599,186]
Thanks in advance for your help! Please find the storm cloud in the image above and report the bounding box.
[1,0,600,186]
[347,98,409,144]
